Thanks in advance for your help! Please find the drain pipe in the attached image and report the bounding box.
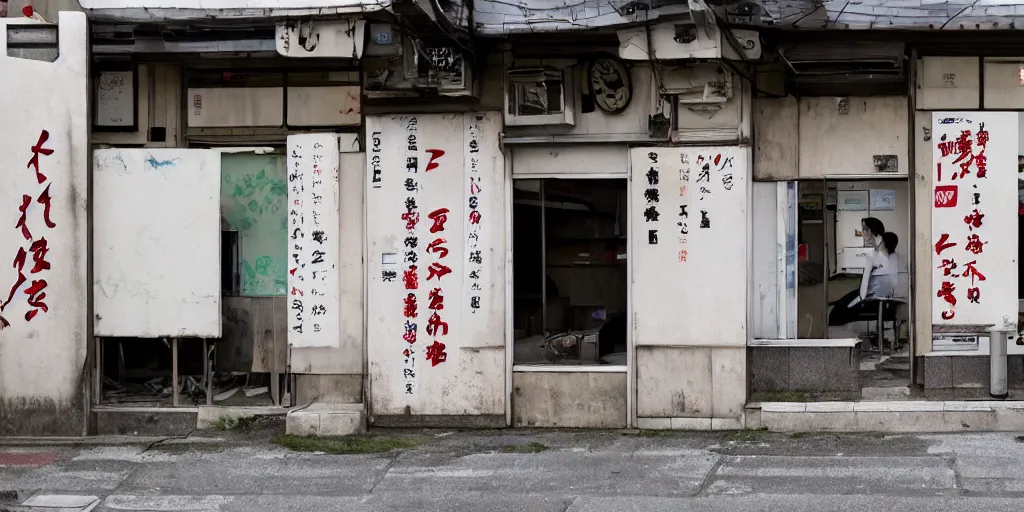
[990,329,1009,399]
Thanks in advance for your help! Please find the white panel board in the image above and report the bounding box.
[187,87,283,128]
[286,86,361,127]
[286,134,341,348]
[630,146,749,347]
[0,13,90,418]
[931,112,1018,330]
[94,70,135,127]
[366,113,506,417]
[93,149,222,338]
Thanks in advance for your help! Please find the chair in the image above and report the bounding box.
[857,296,906,354]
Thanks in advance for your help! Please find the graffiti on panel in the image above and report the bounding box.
[931,115,998,323]
[643,151,660,245]
[386,117,458,395]
[1,130,56,330]
[287,135,340,347]
[400,117,422,394]
[671,149,736,264]
[466,116,484,314]
[221,156,288,296]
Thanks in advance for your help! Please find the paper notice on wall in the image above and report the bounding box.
[869,189,895,211]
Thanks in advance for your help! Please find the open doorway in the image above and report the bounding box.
[796,179,912,395]
[512,178,628,366]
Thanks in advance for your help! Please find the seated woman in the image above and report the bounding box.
[828,219,899,326]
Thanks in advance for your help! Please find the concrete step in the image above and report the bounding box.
[860,386,911,400]
[748,400,1024,432]
[286,403,365,436]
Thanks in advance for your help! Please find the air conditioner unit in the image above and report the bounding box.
[362,39,474,98]
[661,63,734,104]
[404,43,472,95]
[617,21,762,62]
[504,67,576,127]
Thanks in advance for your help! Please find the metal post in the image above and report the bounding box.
[171,338,179,407]
[93,337,102,405]
[990,329,1008,399]
[540,180,547,337]
[877,300,885,355]
[204,338,212,406]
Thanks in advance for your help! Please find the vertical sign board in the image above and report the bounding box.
[286,134,341,348]
[93,149,222,337]
[366,113,505,418]
[630,147,749,347]
[0,12,89,431]
[931,112,1019,335]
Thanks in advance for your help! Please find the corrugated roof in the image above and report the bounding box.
[761,0,1024,29]
[467,0,1024,34]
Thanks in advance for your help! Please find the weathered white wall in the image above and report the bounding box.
[511,145,627,177]
[365,113,506,421]
[289,146,365,375]
[93,149,222,337]
[630,146,749,429]
[753,96,910,179]
[0,12,89,435]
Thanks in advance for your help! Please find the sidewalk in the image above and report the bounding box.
[3,424,1024,511]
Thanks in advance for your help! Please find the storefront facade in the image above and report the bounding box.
[11,1,1024,436]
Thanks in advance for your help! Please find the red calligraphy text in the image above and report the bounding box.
[23,279,48,321]
[403,293,418,318]
[15,195,31,241]
[935,233,957,255]
[964,209,984,231]
[961,260,986,285]
[468,210,481,225]
[426,262,452,281]
[937,258,957,276]
[965,234,986,255]
[428,287,444,310]
[401,211,420,230]
[426,238,449,258]
[937,280,957,320]
[424,149,445,172]
[967,287,981,304]
[934,185,958,208]
[427,208,449,233]
[403,321,417,344]
[426,312,448,337]
[403,265,419,290]
[425,340,448,367]
[26,130,53,185]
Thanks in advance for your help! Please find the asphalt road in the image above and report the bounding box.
[3,427,1024,511]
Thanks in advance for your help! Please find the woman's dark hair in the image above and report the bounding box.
[882,232,899,254]
[862,217,886,237]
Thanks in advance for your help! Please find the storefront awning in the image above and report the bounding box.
[77,0,390,22]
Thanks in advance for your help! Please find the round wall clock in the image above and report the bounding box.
[588,57,632,115]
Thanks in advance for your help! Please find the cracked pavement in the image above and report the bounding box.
[4,427,1024,511]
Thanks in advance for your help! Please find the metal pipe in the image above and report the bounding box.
[990,329,1008,399]
[540,180,547,336]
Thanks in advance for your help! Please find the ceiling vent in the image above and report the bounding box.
[780,42,906,96]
